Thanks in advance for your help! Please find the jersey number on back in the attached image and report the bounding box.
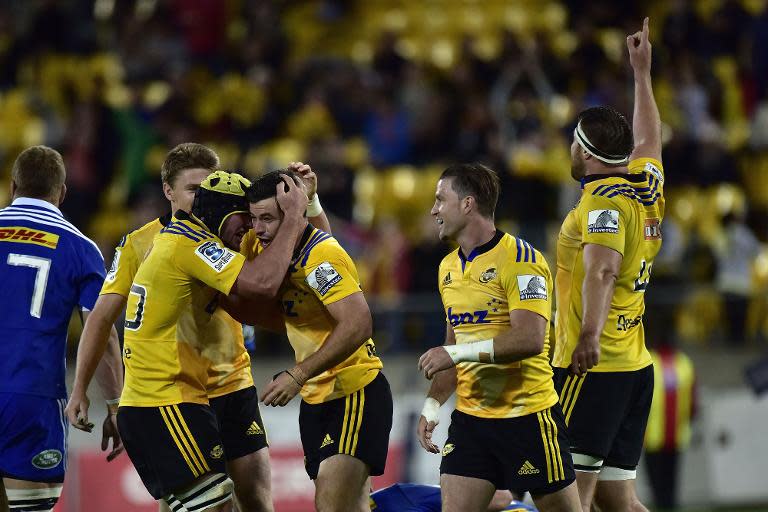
[125,284,147,331]
[7,253,51,318]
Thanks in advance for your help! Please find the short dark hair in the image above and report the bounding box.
[246,169,300,203]
[440,163,500,219]
[576,106,634,164]
[12,145,66,199]
[161,143,220,186]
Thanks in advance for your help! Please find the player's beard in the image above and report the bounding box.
[570,151,586,181]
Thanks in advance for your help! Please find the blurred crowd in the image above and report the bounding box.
[0,0,767,349]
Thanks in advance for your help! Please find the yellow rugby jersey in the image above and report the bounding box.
[120,211,249,406]
[103,214,253,399]
[253,225,382,404]
[554,158,665,372]
[439,231,559,419]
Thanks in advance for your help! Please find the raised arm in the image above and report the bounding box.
[289,161,332,234]
[260,291,373,407]
[628,17,661,162]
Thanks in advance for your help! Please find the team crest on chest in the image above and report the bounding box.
[479,267,497,283]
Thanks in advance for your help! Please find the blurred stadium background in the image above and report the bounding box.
[1,0,767,510]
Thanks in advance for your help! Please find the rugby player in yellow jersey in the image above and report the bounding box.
[65,144,329,512]
[67,169,307,512]
[223,169,392,512]
[416,163,581,512]
[552,18,662,512]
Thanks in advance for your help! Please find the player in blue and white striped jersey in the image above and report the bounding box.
[0,146,123,512]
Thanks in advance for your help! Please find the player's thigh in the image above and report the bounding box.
[315,454,369,512]
[531,480,581,512]
[226,447,273,512]
[554,369,633,472]
[117,403,227,501]
[299,372,392,481]
[3,478,63,512]
[440,473,496,512]
[594,480,648,512]
[601,366,654,477]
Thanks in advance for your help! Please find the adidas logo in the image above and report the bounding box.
[246,421,263,436]
[517,460,540,475]
[320,434,334,449]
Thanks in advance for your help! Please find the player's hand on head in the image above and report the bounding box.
[288,161,317,199]
[259,371,302,407]
[418,346,455,380]
[417,414,440,454]
[275,174,308,218]
[627,17,652,74]
[65,393,94,432]
[102,413,124,462]
[569,335,600,376]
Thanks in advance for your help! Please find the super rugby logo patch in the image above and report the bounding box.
[587,209,619,234]
[195,241,235,272]
[517,275,547,301]
[307,262,342,296]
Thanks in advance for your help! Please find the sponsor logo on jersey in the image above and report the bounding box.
[106,248,121,282]
[517,460,540,475]
[31,449,62,469]
[442,272,452,286]
[479,267,497,283]
[210,444,224,459]
[195,241,235,272]
[644,218,661,240]
[0,227,59,248]
[442,443,455,456]
[587,209,619,234]
[447,307,491,327]
[645,161,664,184]
[517,275,547,301]
[617,314,642,332]
[306,261,342,296]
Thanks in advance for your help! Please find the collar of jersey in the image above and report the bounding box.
[582,172,645,188]
[12,197,63,216]
[173,209,213,235]
[458,229,504,264]
[292,223,316,261]
[158,211,173,227]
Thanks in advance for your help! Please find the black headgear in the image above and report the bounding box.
[191,171,251,237]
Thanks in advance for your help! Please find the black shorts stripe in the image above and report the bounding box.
[562,375,586,425]
[158,406,203,477]
[545,409,565,481]
[574,463,601,472]
[350,387,365,455]
[168,405,210,473]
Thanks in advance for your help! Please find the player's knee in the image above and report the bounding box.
[234,488,273,512]
[6,485,63,511]
[168,473,233,512]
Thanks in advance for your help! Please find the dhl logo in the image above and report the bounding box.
[0,227,59,248]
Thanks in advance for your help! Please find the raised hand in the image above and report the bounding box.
[627,17,652,76]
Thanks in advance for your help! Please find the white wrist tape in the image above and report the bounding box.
[306,194,323,217]
[445,339,495,364]
[421,397,441,425]
[105,398,120,405]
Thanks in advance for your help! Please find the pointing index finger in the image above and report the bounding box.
[642,17,649,42]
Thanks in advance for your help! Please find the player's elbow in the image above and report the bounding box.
[352,312,373,343]
[524,336,545,358]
